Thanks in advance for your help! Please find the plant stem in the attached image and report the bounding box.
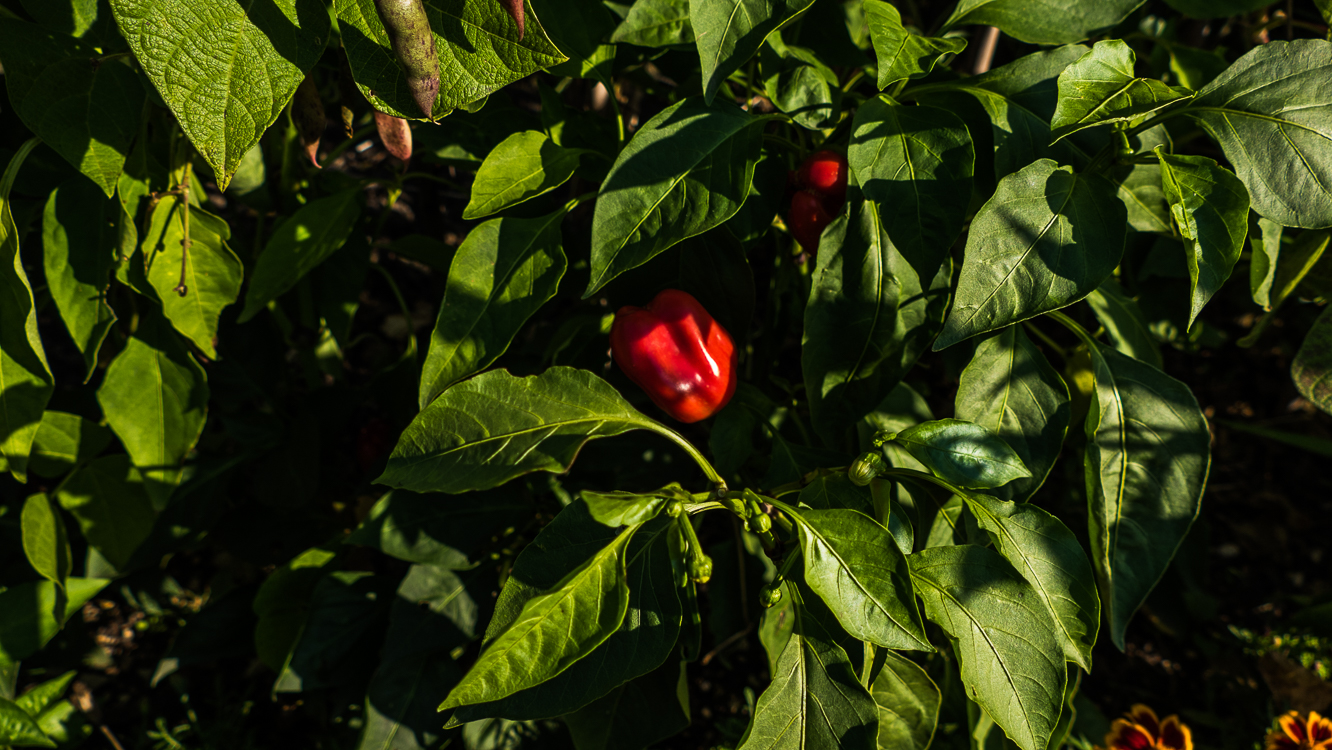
[654,426,727,489]
[1022,320,1068,360]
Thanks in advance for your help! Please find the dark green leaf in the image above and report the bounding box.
[337,0,565,120]
[347,489,534,568]
[848,98,973,284]
[41,178,118,379]
[96,310,208,508]
[585,98,761,296]
[275,571,396,693]
[1185,39,1332,228]
[934,159,1126,349]
[1154,149,1250,328]
[28,411,112,479]
[863,0,965,89]
[796,508,931,650]
[1162,0,1269,18]
[960,494,1100,670]
[21,494,71,590]
[438,521,637,711]
[419,211,567,408]
[1050,41,1190,143]
[691,0,816,104]
[954,326,1070,502]
[239,188,365,323]
[1293,306,1332,415]
[0,696,54,748]
[887,419,1032,490]
[1082,344,1209,648]
[0,139,54,484]
[381,367,672,494]
[870,650,940,750]
[0,578,108,666]
[252,544,342,671]
[760,36,842,130]
[55,455,157,570]
[799,473,874,515]
[942,0,1145,45]
[563,656,691,750]
[0,20,143,195]
[1249,217,1284,309]
[677,228,755,337]
[141,197,243,358]
[19,0,100,37]
[1084,279,1162,369]
[612,0,693,47]
[463,132,589,219]
[909,545,1066,750]
[109,0,328,190]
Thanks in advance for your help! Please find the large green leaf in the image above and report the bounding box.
[0,696,54,748]
[1082,344,1210,648]
[1154,149,1250,328]
[452,515,680,720]
[954,326,1069,502]
[381,367,677,494]
[275,571,396,693]
[109,0,328,190]
[28,411,113,479]
[760,36,842,131]
[863,0,965,89]
[1049,41,1190,143]
[562,654,691,750]
[1249,217,1284,309]
[239,188,365,323]
[1185,39,1332,228]
[439,522,637,711]
[253,544,342,671]
[942,0,1145,45]
[915,46,1088,179]
[336,0,565,121]
[463,132,588,219]
[96,310,209,508]
[13,670,76,723]
[41,178,119,380]
[585,98,761,296]
[0,578,108,666]
[885,419,1031,490]
[691,0,816,104]
[1293,307,1332,415]
[960,494,1100,671]
[909,545,1066,750]
[870,650,940,750]
[796,508,931,651]
[1084,279,1162,369]
[0,20,143,195]
[55,455,158,570]
[848,98,973,285]
[141,197,243,359]
[736,585,879,750]
[419,210,567,408]
[347,489,534,569]
[21,494,71,592]
[934,159,1126,349]
[612,0,693,46]
[1163,0,1275,19]
[0,139,53,483]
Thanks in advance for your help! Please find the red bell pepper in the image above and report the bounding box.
[610,289,738,423]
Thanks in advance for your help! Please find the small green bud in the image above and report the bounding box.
[721,495,746,516]
[746,512,772,534]
[688,554,713,584]
[848,452,888,486]
[759,583,783,608]
[665,500,684,518]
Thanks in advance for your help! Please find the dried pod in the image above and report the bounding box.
[374,111,413,164]
[373,0,440,120]
[498,0,525,40]
[292,76,325,168]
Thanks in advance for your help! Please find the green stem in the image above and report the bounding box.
[1045,310,1101,351]
[876,466,969,498]
[652,426,727,489]
[1022,320,1068,360]
[368,263,417,362]
[563,191,598,213]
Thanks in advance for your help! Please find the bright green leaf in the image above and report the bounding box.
[1050,41,1190,143]
[759,36,842,130]
[942,0,1145,45]
[0,578,109,666]
[463,132,588,219]
[612,0,693,47]
[20,494,71,591]
[41,178,118,379]
[691,0,816,104]
[886,419,1032,490]
[14,671,76,719]
[419,211,567,408]
[0,696,54,748]
[863,0,965,89]
[27,411,113,479]
[581,488,676,527]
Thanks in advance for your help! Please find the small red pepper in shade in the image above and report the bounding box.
[610,289,738,424]
[788,189,836,251]
[798,150,848,201]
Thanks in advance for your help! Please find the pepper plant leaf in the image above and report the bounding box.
[863,0,966,89]
[941,0,1146,45]
[1184,39,1332,228]
[1082,344,1210,649]
[21,494,72,592]
[885,419,1032,490]
[612,0,693,46]
[795,508,932,651]
[1154,149,1251,328]
[909,545,1066,750]
[954,326,1070,502]
[585,98,763,296]
[419,210,568,409]
[934,159,1126,349]
[1292,306,1332,415]
[1084,279,1162,369]
[108,0,328,190]
[849,97,973,285]
[691,0,816,105]
[1049,41,1191,143]
[463,132,590,219]
[870,650,941,750]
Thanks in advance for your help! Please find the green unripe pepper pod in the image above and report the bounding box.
[848,452,888,486]
[292,76,325,169]
[759,583,783,608]
[373,0,440,120]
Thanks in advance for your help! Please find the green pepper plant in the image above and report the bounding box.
[0,0,1330,747]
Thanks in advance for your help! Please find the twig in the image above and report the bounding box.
[972,26,1000,75]
[173,172,191,297]
[100,725,127,750]
[700,624,755,666]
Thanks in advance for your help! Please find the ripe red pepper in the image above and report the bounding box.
[786,150,849,252]
[798,150,848,201]
[610,289,737,424]
[788,190,835,251]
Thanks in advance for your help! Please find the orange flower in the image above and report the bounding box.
[1266,711,1332,750]
[1097,705,1193,750]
